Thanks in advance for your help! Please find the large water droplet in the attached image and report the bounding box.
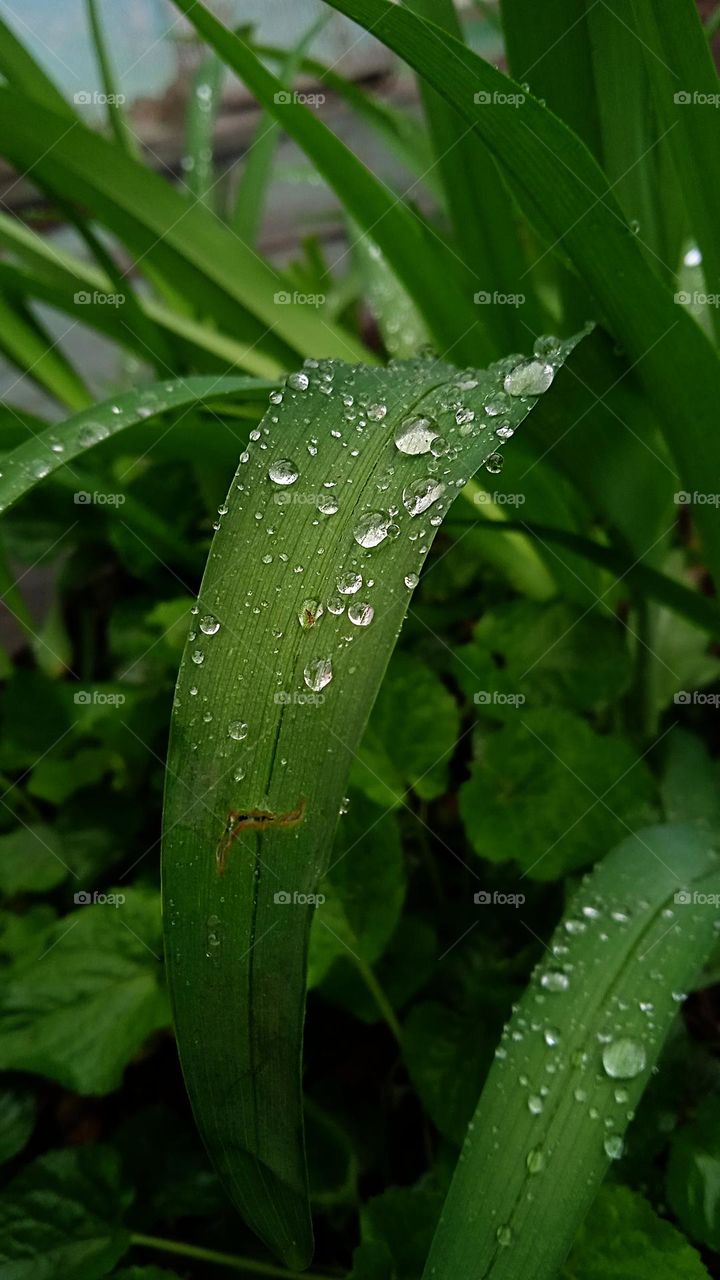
[348,601,374,627]
[367,403,387,421]
[604,1134,624,1161]
[496,1225,512,1248]
[287,371,309,392]
[602,1038,646,1080]
[228,721,248,741]
[394,415,439,455]
[269,459,299,486]
[504,359,555,397]
[526,1147,545,1174]
[299,599,324,629]
[402,477,445,517]
[199,614,220,636]
[541,971,569,993]
[304,656,333,692]
[337,572,362,595]
[354,512,391,548]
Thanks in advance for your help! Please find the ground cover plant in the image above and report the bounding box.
[0,0,719,1277]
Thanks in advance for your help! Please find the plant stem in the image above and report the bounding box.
[353,956,403,1042]
[129,1233,334,1279]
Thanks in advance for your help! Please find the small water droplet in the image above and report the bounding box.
[496,1225,512,1248]
[337,572,362,595]
[354,512,390,548]
[504,359,555,397]
[393,415,439,455]
[541,971,569,993]
[299,599,324,629]
[528,1095,544,1115]
[191,649,205,665]
[199,614,220,636]
[287,371,309,392]
[526,1147,545,1174]
[348,601,374,627]
[269,459,299,486]
[404,572,419,589]
[228,721,248,741]
[367,403,387,421]
[402,477,445,516]
[485,452,504,475]
[602,1038,646,1080]
[304,656,333,692]
[604,1134,624,1160]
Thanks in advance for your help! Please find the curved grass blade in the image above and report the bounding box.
[168,0,494,366]
[318,0,720,585]
[85,0,137,157]
[446,514,720,634]
[0,376,274,515]
[185,52,224,208]
[161,332,587,1269]
[0,294,90,411]
[0,13,71,116]
[422,824,720,1279]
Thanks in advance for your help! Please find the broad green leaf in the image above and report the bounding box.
[666,1097,720,1253]
[362,1179,446,1280]
[403,1002,492,1144]
[662,730,720,827]
[0,376,273,516]
[422,824,720,1280]
[453,601,633,721]
[168,0,493,366]
[161,334,586,1267]
[353,653,460,804]
[318,0,720,585]
[0,1145,131,1280]
[561,1185,710,1280]
[460,709,658,880]
[0,887,169,1095]
[113,1106,224,1227]
[0,824,68,896]
[0,1086,35,1165]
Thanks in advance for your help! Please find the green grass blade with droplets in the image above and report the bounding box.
[422,824,720,1279]
[160,332,588,1270]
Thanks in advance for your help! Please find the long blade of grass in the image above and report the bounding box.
[85,0,137,157]
[317,0,720,585]
[160,331,586,1269]
[184,52,224,208]
[423,824,720,1279]
[0,375,274,514]
[628,0,720,341]
[0,88,367,367]
[0,295,90,411]
[168,0,495,366]
[0,13,71,116]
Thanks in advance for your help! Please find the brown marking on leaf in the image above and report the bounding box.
[216,798,307,874]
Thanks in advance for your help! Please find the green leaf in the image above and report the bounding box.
[403,1002,492,1144]
[422,824,720,1280]
[318,0,720,585]
[453,601,632,722]
[85,0,137,157]
[0,1145,132,1280]
[0,376,273,516]
[561,1185,710,1279]
[662,729,720,827]
[0,1085,35,1165]
[161,334,586,1267]
[353,653,460,804]
[0,887,169,1094]
[363,1179,446,1280]
[666,1096,720,1253]
[168,0,493,366]
[460,709,658,880]
[0,824,69,896]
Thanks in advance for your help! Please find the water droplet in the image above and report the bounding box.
[534,334,562,360]
[393,415,439,455]
[528,1095,544,1115]
[234,766,246,782]
[327,596,345,615]
[33,459,51,479]
[304,656,333,692]
[526,1147,545,1174]
[78,422,110,448]
[348,601,374,627]
[287,371,309,392]
[402,477,445,516]
[191,649,205,665]
[496,1225,512,1248]
[544,1027,561,1047]
[337,572,362,595]
[318,497,339,516]
[199,614,220,636]
[228,721,248,741]
[602,1038,646,1080]
[485,452,504,475]
[541,971,569,993]
[367,403,387,421]
[269,389,283,405]
[495,423,515,441]
[604,1134,624,1161]
[354,512,390,548]
[404,572,419,589]
[504,359,555,397]
[299,599,324,629]
[269,459,299,486]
